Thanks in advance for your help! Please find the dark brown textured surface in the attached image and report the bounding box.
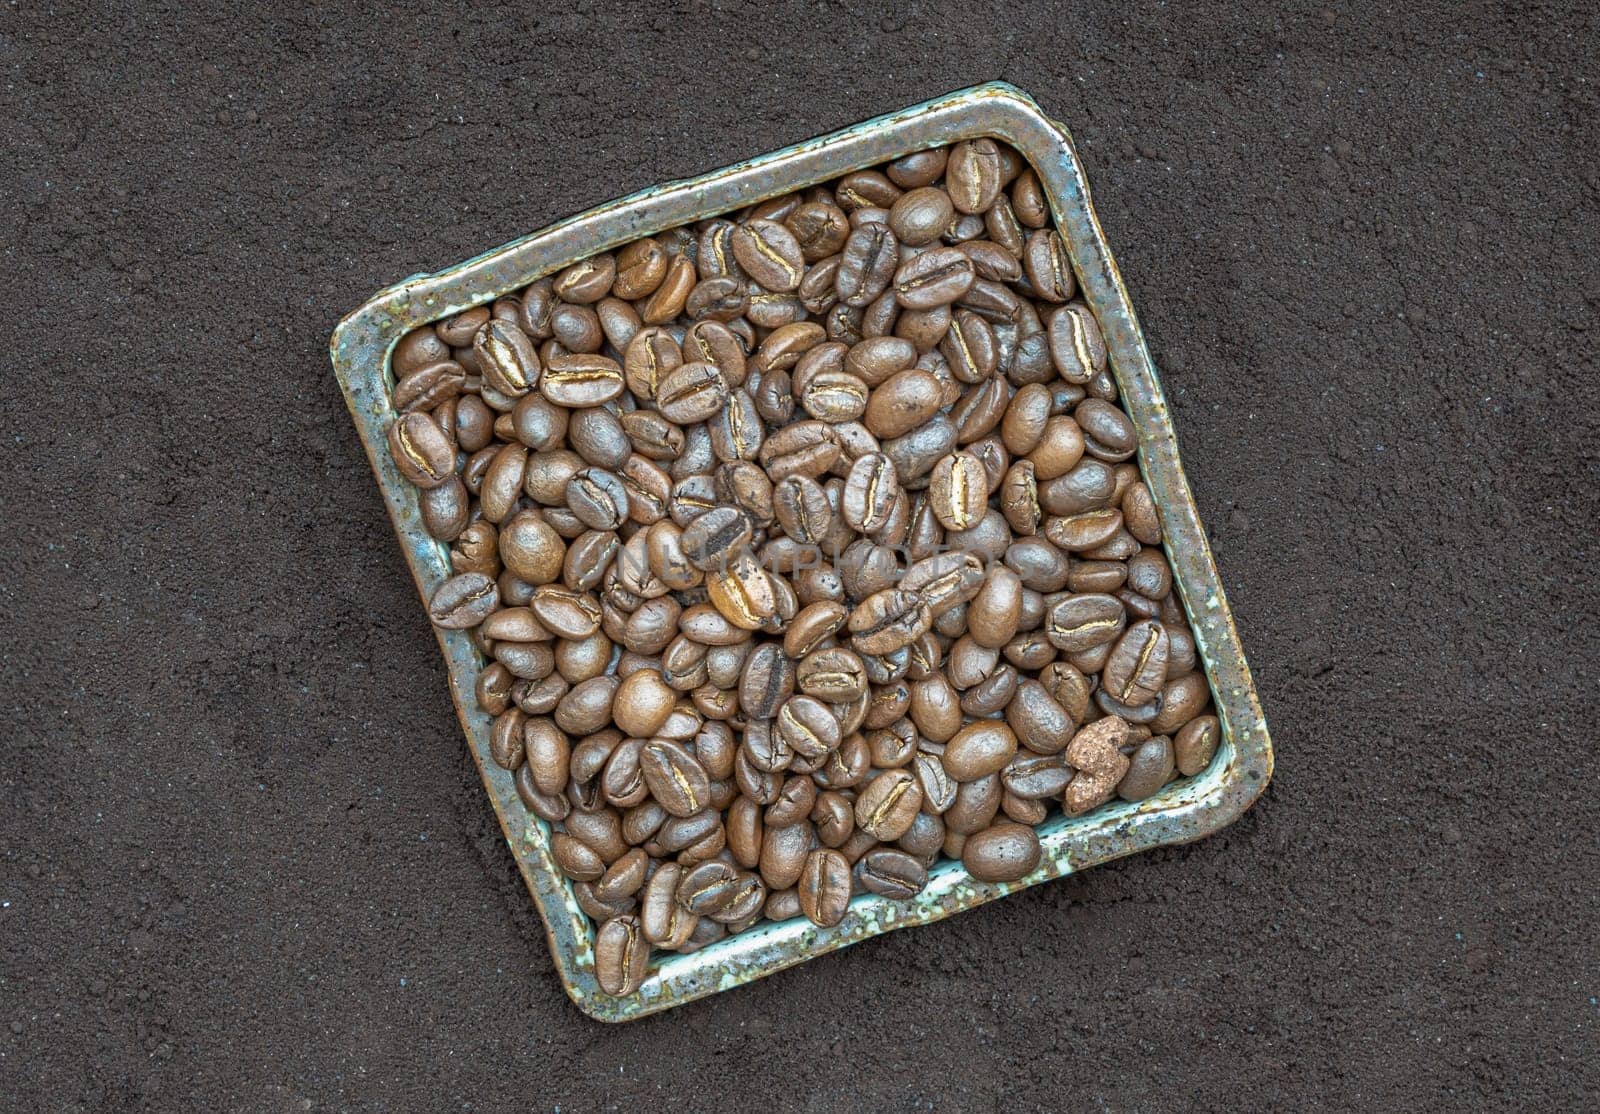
[4,3,1598,1109]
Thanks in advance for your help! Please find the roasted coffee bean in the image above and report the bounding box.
[943,721,1019,781]
[929,451,988,531]
[387,412,455,490]
[428,572,499,628]
[787,201,851,261]
[739,643,795,721]
[732,219,805,292]
[855,769,923,841]
[1103,620,1170,706]
[857,848,928,899]
[681,506,753,572]
[393,325,451,375]
[1039,458,1118,517]
[594,915,649,996]
[941,309,998,383]
[1174,715,1221,777]
[894,246,975,310]
[796,647,868,703]
[947,138,1004,214]
[639,739,711,818]
[677,859,743,916]
[1047,303,1106,384]
[836,170,901,211]
[1076,398,1138,462]
[1023,230,1074,303]
[1045,592,1126,652]
[1003,749,1074,800]
[759,822,813,890]
[772,694,839,760]
[797,849,852,927]
[849,589,932,656]
[841,452,900,534]
[887,147,948,188]
[863,369,942,439]
[888,186,955,246]
[961,822,1041,883]
[837,223,899,308]
[540,353,624,407]
[474,320,540,397]
[1123,481,1162,544]
[1118,735,1176,802]
[641,255,696,323]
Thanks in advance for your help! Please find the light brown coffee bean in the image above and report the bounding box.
[841,452,900,534]
[657,362,730,424]
[1045,593,1127,652]
[1174,715,1221,777]
[639,739,711,818]
[858,848,928,898]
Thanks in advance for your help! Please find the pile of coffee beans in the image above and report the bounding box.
[387,139,1220,996]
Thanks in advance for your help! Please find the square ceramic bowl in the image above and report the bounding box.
[330,82,1273,1022]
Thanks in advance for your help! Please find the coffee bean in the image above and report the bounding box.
[855,769,923,841]
[837,223,899,308]
[797,848,852,927]
[732,219,805,292]
[1103,619,1170,706]
[894,246,975,310]
[657,362,730,424]
[387,412,455,490]
[1076,398,1138,462]
[681,506,753,572]
[1047,304,1106,384]
[594,915,649,996]
[929,451,989,531]
[943,721,1019,781]
[961,822,1041,882]
[947,138,1004,214]
[857,848,928,898]
[428,572,499,628]
[540,353,624,407]
[888,187,955,246]
[1174,715,1220,777]
[848,589,932,656]
[474,319,540,397]
[940,309,998,382]
[1045,593,1127,652]
[886,148,948,188]
[1023,230,1074,303]
[759,822,812,890]
[1117,735,1175,802]
[841,452,900,534]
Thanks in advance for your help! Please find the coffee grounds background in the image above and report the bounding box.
[4,3,1597,1109]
